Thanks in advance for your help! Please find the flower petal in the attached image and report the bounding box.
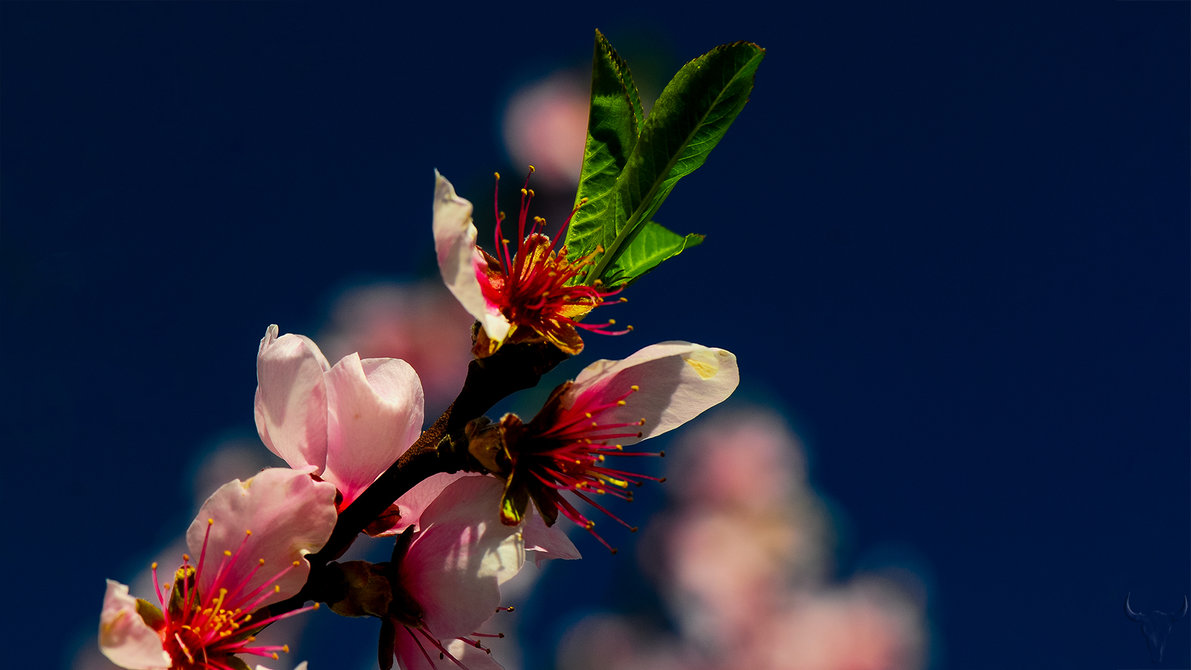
[186,468,338,606]
[522,509,581,565]
[374,472,471,536]
[402,476,525,638]
[98,580,171,670]
[433,171,511,341]
[255,324,332,472]
[323,355,425,507]
[570,341,739,444]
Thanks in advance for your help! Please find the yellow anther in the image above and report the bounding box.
[258,559,265,566]
[313,603,321,610]
[630,385,639,391]
[207,518,214,525]
[520,188,528,196]
[584,412,592,418]
[528,164,536,173]
[627,325,635,331]
[151,562,158,569]
[244,529,252,536]
[282,645,291,653]
[494,171,501,179]
[528,188,535,197]
[292,560,300,567]
[223,550,232,557]
[617,400,626,406]
[273,585,281,592]
[638,418,646,425]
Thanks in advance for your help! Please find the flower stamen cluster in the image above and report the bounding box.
[153,521,314,669]
[473,167,628,357]
[488,342,740,553]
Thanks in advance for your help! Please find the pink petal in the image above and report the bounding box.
[433,171,511,341]
[523,509,581,565]
[323,355,425,507]
[369,472,471,536]
[255,324,332,472]
[401,476,525,638]
[186,468,338,606]
[570,342,739,444]
[98,580,171,670]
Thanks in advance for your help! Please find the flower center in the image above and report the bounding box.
[478,167,629,353]
[522,382,664,552]
[150,520,315,670]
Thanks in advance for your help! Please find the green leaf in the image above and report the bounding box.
[571,29,642,238]
[602,221,704,286]
[570,40,765,285]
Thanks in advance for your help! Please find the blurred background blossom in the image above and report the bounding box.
[557,408,928,670]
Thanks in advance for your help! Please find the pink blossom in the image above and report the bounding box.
[254,324,425,512]
[496,342,739,549]
[387,476,533,669]
[99,469,337,670]
[433,170,625,358]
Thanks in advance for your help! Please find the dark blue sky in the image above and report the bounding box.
[2,3,1187,669]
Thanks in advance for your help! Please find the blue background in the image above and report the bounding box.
[2,2,1187,669]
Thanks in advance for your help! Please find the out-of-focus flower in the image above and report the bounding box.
[728,579,927,670]
[254,324,424,518]
[649,409,831,644]
[433,170,626,359]
[383,477,531,670]
[501,71,589,191]
[478,342,738,550]
[317,281,474,411]
[556,408,929,670]
[99,469,337,670]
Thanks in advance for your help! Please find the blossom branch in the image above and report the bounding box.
[273,338,568,613]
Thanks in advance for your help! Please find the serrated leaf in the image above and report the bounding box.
[602,221,704,286]
[570,41,764,284]
[570,30,642,240]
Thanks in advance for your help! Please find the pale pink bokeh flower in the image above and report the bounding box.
[501,70,589,191]
[557,408,929,670]
[99,469,337,670]
[728,579,927,670]
[254,324,424,515]
[666,409,807,512]
[317,281,474,410]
